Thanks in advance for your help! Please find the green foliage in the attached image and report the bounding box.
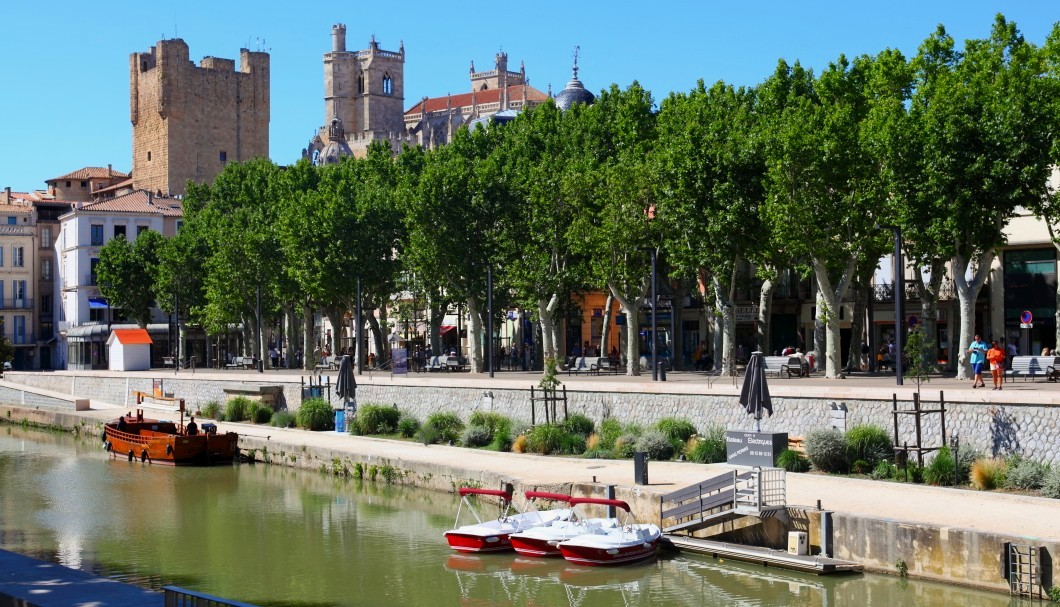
[200,401,222,420]
[902,326,935,390]
[559,433,587,455]
[423,412,464,444]
[776,449,810,472]
[468,411,510,435]
[612,434,639,459]
[1048,585,1060,602]
[524,424,570,455]
[224,397,254,423]
[1004,456,1050,491]
[416,424,439,446]
[582,447,611,459]
[489,424,513,452]
[247,401,274,424]
[851,460,871,475]
[397,416,420,438]
[460,425,493,448]
[296,397,334,431]
[539,357,563,391]
[684,427,727,464]
[562,413,595,438]
[96,230,165,327]
[805,428,849,473]
[270,410,296,428]
[845,424,893,467]
[355,404,401,435]
[597,418,624,450]
[970,458,1007,490]
[635,430,675,460]
[654,418,698,443]
[1041,467,1060,499]
[0,336,14,369]
[871,460,896,480]
[895,559,908,578]
[923,447,957,486]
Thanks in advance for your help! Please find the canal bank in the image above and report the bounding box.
[1,370,1058,596]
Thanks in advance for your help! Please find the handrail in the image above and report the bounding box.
[569,497,631,511]
[163,585,261,607]
[458,487,512,501]
[524,491,573,503]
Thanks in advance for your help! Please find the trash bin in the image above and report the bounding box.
[334,409,345,433]
[308,386,322,398]
[633,451,649,485]
[657,361,667,381]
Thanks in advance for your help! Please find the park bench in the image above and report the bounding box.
[1006,355,1060,381]
[444,355,464,372]
[426,356,446,372]
[597,357,621,375]
[568,356,601,375]
[782,356,810,378]
[162,356,176,369]
[761,356,789,377]
[313,355,339,371]
[225,356,256,370]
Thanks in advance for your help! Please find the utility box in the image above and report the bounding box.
[633,451,649,485]
[788,531,808,556]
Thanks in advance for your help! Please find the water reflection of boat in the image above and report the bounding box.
[102,410,238,466]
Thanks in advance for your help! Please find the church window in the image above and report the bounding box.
[358,74,364,95]
[383,73,393,95]
[147,151,152,161]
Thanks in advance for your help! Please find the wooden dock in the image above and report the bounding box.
[663,535,863,575]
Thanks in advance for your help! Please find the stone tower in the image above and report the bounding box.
[130,39,270,196]
[324,25,404,137]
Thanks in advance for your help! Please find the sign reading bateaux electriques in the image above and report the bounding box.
[726,431,788,467]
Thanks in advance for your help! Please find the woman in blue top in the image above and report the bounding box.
[967,334,988,388]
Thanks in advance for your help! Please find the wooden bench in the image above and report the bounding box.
[226,356,257,370]
[761,356,789,377]
[1006,356,1060,381]
[425,356,446,372]
[444,356,464,372]
[568,356,601,375]
[781,356,810,378]
[597,357,621,375]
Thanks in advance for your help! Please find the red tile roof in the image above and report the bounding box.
[111,328,153,345]
[4,191,41,203]
[47,167,130,182]
[93,178,134,195]
[80,190,183,217]
[405,85,548,116]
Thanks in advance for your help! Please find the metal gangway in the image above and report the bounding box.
[659,467,786,535]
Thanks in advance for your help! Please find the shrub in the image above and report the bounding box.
[1004,457,1050,491]
[356,404,401,435]
[970,458,1007,490]
[563,413,595,438]
[896,462,923,483]
[397,416,420,438]
[684,426,727,464]
[460,425,493,448]
[597,418,624,450]
[489,426,513,452]
[200,401,223,420]
[845,425,893,467]
[871,460,896,480]
[1040,467,1060,499]
[423,412,464,444]
[805,428,849,473]
[776,449,810,472]
[416,424,439,446]
[655,418,698,443]
[612,434,639,459]
[635,430,675,461]
[525,424,570,455]
[582,447,610,459]
[296,397,334,431]
[224,397,254,423]
[248,401,274,424]
[512,434,527,454]
[923,447,956,486]
[270,410,296,428]
[559,433,587,455]
[469,411,510,435]
[851,459,872,475]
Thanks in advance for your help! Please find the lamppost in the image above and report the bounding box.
[879,225,904,386]
[487,265,494,378]
[650,247,659,382]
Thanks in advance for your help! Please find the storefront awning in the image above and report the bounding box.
[88,297,109,309]
[440,325,456,335]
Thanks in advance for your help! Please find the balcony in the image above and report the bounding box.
[0,298,34,310]
[3,332,37,345]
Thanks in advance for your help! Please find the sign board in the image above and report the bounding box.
[1021,310,1034,324]
[393,348,408,375]
[1020,323,1033,329]
[734,305,760,323]
[152,378,163,398]
[726,431,789,467]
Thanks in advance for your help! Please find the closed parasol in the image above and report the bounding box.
[738,351,773,432]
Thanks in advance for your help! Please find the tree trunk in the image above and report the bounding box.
[537,294,560,361]
[757,278,775,355]
[609,285,644,376]
[303,305,315,369]
[601,294,614,359]
[952,251,994,381]
[466,297,483,373]
[712,311,723,372]
[673,281,686,370]
[846,284,866,371]
[284,305,297,369]
[812,257,856,378]
[912,260,945,372]
[366,313,385,365]
[814,292,826,371]
[326,308,345,354]
[712,276,736,376]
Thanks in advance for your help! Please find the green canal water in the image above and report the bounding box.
[0,425,1034,606]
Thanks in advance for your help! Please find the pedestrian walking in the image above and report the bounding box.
[967,334,988,388]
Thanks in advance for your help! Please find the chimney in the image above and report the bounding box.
[3,187,10,204]
[147,191,154,206]
[107,164,113,178]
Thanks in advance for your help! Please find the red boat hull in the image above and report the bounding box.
[444,531,513,553]
[510,535,562,558]
[558,540,658,566]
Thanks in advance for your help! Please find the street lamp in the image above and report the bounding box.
[878,225,904,386]
[487,265,494,378]
[649,247,659,381]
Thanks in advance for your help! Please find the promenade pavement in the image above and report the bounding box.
[60,366,1060,543]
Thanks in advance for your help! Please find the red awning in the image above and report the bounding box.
[440,325,456,334]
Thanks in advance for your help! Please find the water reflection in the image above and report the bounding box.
[0,425,1034,607]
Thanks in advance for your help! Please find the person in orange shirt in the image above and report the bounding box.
[986,340,1006,390]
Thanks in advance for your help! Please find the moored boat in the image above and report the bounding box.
[557,498,661,566]
[510,494,620,558]
[444,488,573,553]
[102,409,238,466]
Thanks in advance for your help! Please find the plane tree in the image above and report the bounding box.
[96,229,164,328]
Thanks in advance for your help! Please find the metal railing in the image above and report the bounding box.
[0,298,33,309]
[164,586,261,607]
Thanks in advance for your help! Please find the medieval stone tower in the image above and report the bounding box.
[306,25,407,163]
[130,39,270,196]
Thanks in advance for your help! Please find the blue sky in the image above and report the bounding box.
[1,1,1055,192]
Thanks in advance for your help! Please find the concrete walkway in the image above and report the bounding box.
[0,549,160,607]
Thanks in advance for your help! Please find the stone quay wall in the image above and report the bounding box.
[2,371,1058,465]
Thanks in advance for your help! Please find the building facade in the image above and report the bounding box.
[0,197,37,370]
[130,39,270,196]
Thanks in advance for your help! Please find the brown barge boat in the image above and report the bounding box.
[102,408,238,466]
